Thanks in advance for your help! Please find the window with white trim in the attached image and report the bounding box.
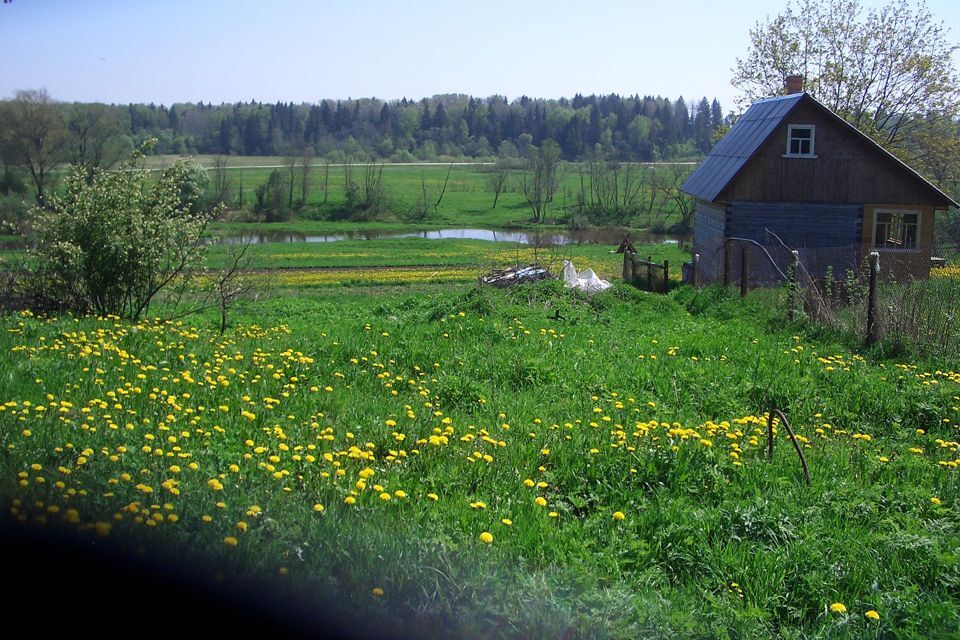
[873,210,919,250]
[786,125,815,157]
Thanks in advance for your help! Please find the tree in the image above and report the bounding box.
[160,158,208,215]
[66,103,130,180]
[28,149,213,320]
[254,169,287,222]
[299,147,314,207]
[0,89,66,205]
[732,0,960,181]
[519,139,562,223]
[486,158,511,209]
[210,155,233,209]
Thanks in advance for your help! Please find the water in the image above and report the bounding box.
[1,227,688,251]
[214,227,687,247]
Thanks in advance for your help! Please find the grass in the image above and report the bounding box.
[1,279,959,638]
[205,237,686,274]
[134,158,692,230]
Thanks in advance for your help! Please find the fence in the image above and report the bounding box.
[683,230,960,357]
[622,252,669,292]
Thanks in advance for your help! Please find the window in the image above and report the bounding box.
[786,125,815,157]
[873,210,919,250]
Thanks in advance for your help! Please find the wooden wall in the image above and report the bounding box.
[692,200,726,283]
[721,101,946,207]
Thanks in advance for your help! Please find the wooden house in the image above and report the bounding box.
[681,78,957,285]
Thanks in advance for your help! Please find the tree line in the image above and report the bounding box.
[0,90,725,201]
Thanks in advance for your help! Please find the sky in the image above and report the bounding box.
[1,0,959,112]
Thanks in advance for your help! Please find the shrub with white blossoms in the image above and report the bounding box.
[29,145,215,320]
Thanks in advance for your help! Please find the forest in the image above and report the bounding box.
[0,91,726,168]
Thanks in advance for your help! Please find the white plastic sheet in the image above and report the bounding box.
[562,260,611,293]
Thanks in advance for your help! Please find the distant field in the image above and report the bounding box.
[135,156,693,229]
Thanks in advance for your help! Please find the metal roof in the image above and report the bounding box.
[681,93,804,202]
[681,92,959,209]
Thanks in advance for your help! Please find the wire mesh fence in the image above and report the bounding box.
[685,229,960,358]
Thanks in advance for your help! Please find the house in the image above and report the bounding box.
[681,76,957,285]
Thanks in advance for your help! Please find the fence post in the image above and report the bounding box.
[866,251,880,345]
[646,255,653,292]
[740,244,750,298]
[631,255,638,283]
[723,241,731,287]
[693,253,701,289]
[622,251,631,283]
[788,250,799,320]
[662,260,669,292]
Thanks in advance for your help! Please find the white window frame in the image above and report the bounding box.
[785,124,816,158]
[873,208,921,252]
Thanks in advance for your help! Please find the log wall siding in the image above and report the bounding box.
[721,102,940,206]
[860,204,936,281]
[692,199,726,283]
[727,201,863,284]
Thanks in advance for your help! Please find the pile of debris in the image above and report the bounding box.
[480,264,551,288]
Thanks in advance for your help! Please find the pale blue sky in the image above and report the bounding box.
[1,0,958,111]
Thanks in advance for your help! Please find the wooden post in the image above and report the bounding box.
[646,255,653,291]
[693,253,701,289]
[787,250,799,320]
[866,251,880,345]
[631,256,638,283]
[723,241,731,287]
[622,251,631,283]
[662,260,669,292]
[740,244,749,298]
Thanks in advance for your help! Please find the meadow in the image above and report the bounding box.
[137,155,694,231]
[2,274,959,638]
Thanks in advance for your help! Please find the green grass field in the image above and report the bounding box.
[2,279,959,637]
[136,157,692,229]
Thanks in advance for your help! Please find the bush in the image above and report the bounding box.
[27,153,213,320]
[254,169,289,222]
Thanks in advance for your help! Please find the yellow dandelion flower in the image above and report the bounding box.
[479,531,494,544]
[535,496,547,507]
[829,602,846,614]
[371,587,384,597]
[613,511,625,521]
[865,610,880,621]
[224,536,238,547]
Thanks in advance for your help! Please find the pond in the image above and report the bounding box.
[0,227,689,251]
[214,227,688,247]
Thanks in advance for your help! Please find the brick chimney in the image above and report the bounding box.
[785,74,804,95]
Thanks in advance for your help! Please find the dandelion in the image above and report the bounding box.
[931,497,942,505]
[501,518,512,526]
[535,496,547,507]
[224,536,238,547]
[479,531,494,544]
[612,511,625,521]
[313,503,325,512]
[865,610,880,621]
[427,493,439,501]
[829,602,846,614]
[371,587,384,597]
